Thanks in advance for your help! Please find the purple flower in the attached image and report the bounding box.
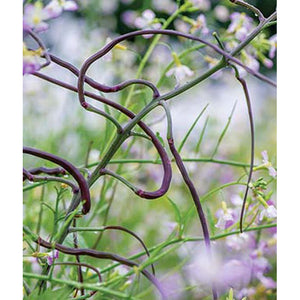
[256,273,276,289]
[23,43,42,75]
[215,201,236,229]
[268,35,277,59]
[262,57,274,69]
[46,250,59,265]
[227,12,254,41]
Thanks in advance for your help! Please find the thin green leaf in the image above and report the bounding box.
[167,196,182,224]
[24,287,73,300]
[195,115,209,154]
[178,103,209,154]
[210,101,237,158]
[155,131,165,147]
[101,104,113,154]
[205,204,216,236]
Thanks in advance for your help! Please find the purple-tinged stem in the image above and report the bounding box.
[77,225,156,275]
[159,100,217,300]
[99,167,170,199]
[234,74,255,233]
[48,53,160,98]
[34,236,166,299]
[77,29,276,100]
[23,147,91,214]
[33,73,172,200]
[23,168,79,193]
[26,166,66,176]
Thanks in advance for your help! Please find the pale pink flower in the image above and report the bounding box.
[23,2,50,32]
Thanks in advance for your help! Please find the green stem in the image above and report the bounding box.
[96,223,276,276]
[23,272,137,299]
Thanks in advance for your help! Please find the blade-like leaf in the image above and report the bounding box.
[195,115,209,154]
[178,103,209,154]
[211,101,237,158]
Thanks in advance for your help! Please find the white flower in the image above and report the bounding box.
[259,205,277,221]
[166,65,194,84]
[261,150,277,178]
[134,9,161,38]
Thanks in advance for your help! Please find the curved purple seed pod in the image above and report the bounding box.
[33,72,172,200]
[23,147,91,214]
[48,53,160,98]
[101,225,155,275]
[36,236,166,299]
[77,29,276,98]
[23,168,34,182]
[23,168,79,193]
[27,166,66,176]
[235,76,255,233]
